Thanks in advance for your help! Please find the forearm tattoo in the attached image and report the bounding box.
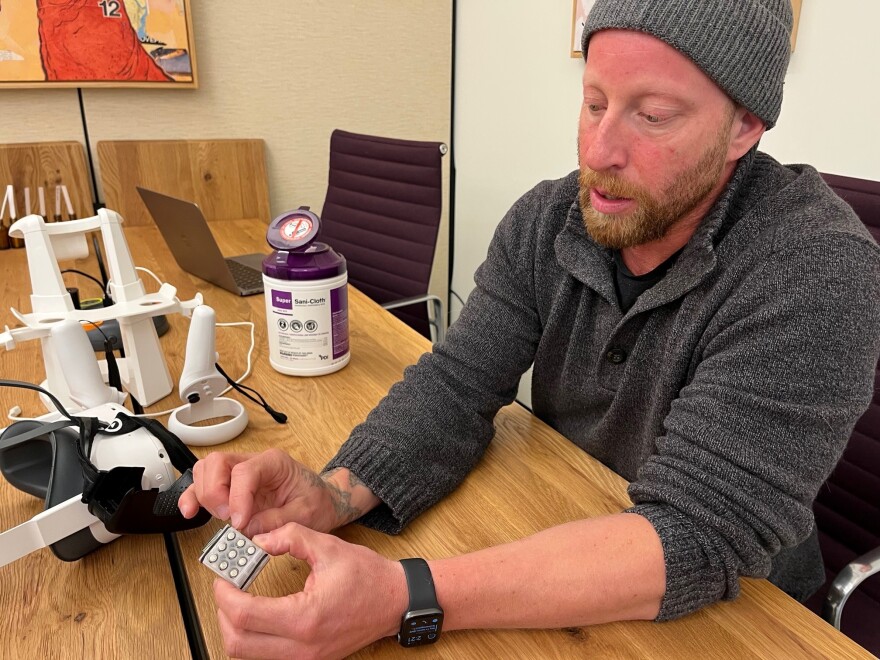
[319,467,367,526]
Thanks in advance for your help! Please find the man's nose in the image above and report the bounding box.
[582,114,628,173]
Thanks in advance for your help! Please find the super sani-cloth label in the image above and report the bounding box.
[267,285,349,368]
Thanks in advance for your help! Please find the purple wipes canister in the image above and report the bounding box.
[262,207,350,376]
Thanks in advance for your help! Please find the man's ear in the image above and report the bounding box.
[728,107,766,160]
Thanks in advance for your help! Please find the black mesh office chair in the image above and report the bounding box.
[318,129,447,342]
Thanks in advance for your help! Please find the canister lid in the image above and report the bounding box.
[262,243,346,280]
[263,206,346,280]
[267,207,321,251]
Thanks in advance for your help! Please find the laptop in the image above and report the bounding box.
[137,187,265,296]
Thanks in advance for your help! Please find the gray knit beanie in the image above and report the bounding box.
[582,0,793,128]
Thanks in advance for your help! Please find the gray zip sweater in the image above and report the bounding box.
[325,150,880,620]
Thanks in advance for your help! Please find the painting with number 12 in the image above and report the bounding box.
[0,0,196,87]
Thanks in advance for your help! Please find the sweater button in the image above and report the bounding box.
[606,348,627,364]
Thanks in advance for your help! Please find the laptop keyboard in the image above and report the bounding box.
[225,259,264,291]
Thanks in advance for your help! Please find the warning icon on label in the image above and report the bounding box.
[305,320,318,332]
[277,319,288,331]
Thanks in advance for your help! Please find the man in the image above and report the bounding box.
[179,1,880,657]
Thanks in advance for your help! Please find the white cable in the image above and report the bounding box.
[106,267,168,299]
[6,406,28,422]
[5,405,57,423]
[133,401,187,419]
[132,319,256,419]
[216,321,256,389]
[135,266,165,290]
[7,402,59,423]
[5,405,46,423]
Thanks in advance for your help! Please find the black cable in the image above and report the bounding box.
[77,88,100,211]
[91,236,110,290]
[450,289,466,306]
[448,0,457,333]
[84,321,110,344]
[108,333,129,396]
[104,342,122,393]
[129,394,145,416]
[214,363,287,424]
[61,268,105,294]
[0,379,77,425]
[83,321,122,394]
[0,379,97,480]
[61,268,112,307]
[76,88,111,289]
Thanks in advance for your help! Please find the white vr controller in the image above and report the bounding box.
[167,305,248,446]
[52,306,247,446]
[50,319,129,409]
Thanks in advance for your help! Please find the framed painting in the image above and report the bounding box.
[0,0,197,88]
[571,0,803,58]
[790,0,802,52]
[570,0,596,58]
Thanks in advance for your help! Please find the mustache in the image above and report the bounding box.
[579,169,648,202]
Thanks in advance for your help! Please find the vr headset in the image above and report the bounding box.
[0,380,211,566]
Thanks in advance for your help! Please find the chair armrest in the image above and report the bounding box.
[823,545,880,629]
[381,294,439,310]
[381,295,445,344]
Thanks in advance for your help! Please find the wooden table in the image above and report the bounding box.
[0,218,872,659]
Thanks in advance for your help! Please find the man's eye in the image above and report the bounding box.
[587,103,603,112]
[642,113,663,124]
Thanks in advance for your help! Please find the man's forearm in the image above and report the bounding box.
[320,467,382,528]
[430,512,666,631]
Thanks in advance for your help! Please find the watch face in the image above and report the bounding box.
[398,609,443,647]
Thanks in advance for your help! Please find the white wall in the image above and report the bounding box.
[761,2,880,177]
[452,1,582,313]
[452,0,880,408]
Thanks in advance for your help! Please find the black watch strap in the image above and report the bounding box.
[398,558,443,647]
[400,558,437,610]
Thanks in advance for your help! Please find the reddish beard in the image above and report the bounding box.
[578,128,732,250]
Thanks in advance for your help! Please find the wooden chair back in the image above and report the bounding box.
[97,139,270,226]
[0,141,93,219]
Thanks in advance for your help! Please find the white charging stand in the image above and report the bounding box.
[0,211,202,411]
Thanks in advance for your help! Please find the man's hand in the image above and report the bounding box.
[177,449,378,536]
[214,523,407,660]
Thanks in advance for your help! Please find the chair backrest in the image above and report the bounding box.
[318,129,444,339]
[0,141,93,219]
[808,172,880,651]
[97,139,270,226]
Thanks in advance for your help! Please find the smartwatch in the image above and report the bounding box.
[397,558,444,647]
